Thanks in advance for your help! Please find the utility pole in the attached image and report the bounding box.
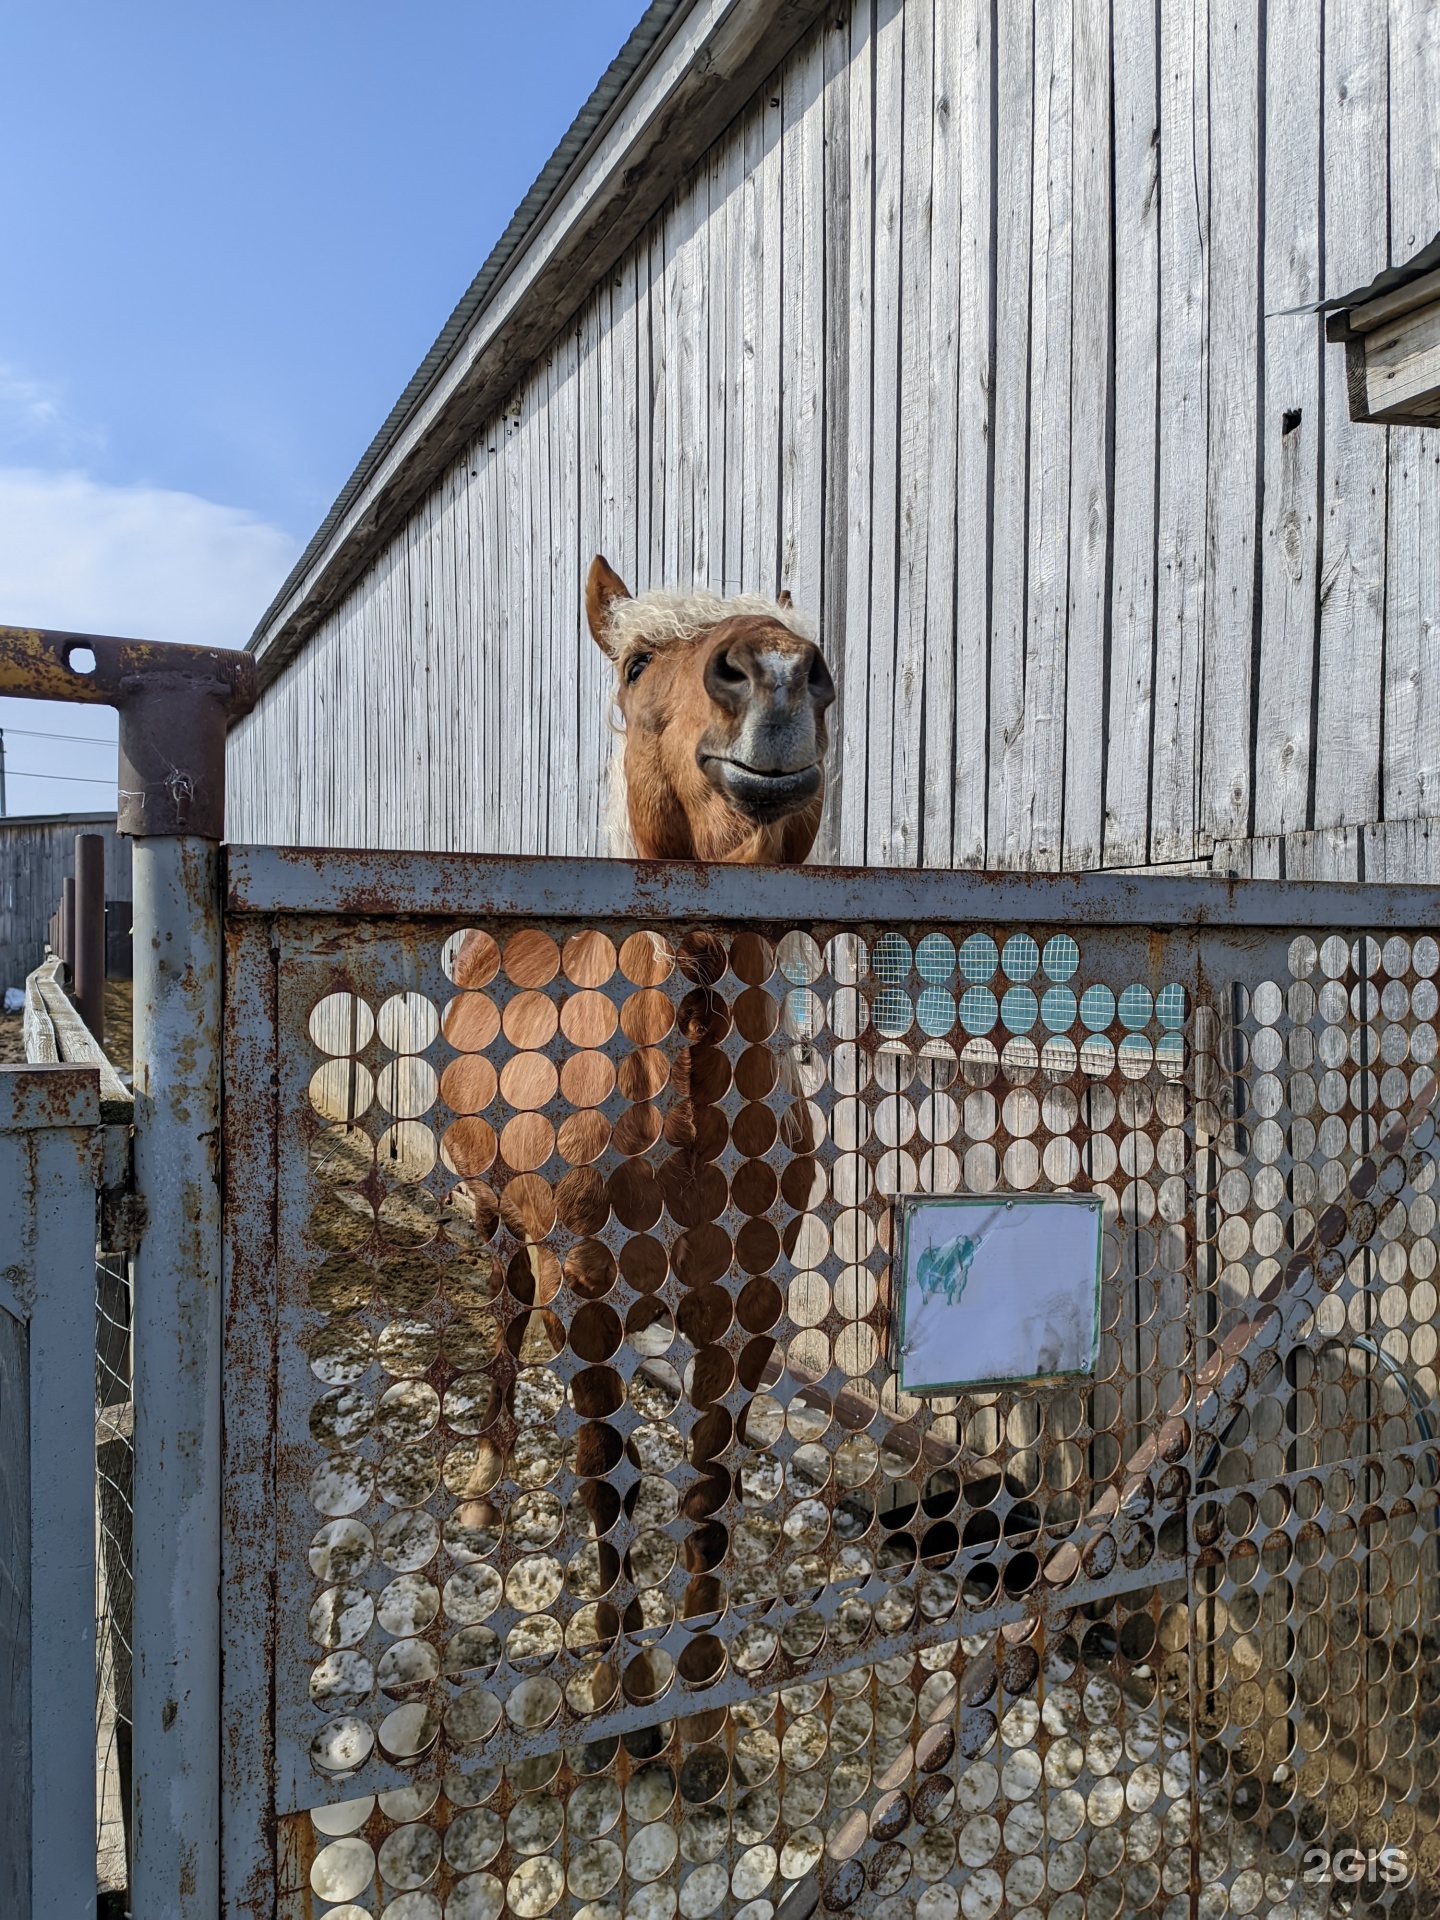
[0,725,7,815]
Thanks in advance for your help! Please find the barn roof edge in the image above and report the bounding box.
[245,0,831,695]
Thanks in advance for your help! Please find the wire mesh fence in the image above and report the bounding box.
[96,1248,133,1911]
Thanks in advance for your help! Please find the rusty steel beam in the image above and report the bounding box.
[0,621,253,1920]
[0,624,255,836]
[226,842,1440,929]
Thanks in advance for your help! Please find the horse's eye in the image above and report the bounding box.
[625,652,652,685]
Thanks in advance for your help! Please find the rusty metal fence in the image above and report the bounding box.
[222,852,1440,1920]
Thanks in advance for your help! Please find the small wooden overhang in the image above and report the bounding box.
[1325,231,1440,427]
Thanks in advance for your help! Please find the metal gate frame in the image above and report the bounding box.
[0,1063,105,1920]
[222,849,1440,1920]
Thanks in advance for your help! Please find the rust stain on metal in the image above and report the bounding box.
[0,622,256,837]
[218,883,1440,1918]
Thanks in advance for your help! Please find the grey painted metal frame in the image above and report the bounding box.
[222,852,1440,1920]
[130,837,225,1920]
[225,844,1440,930]
[0,1063,103,1920]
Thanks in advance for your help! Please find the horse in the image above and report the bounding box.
[585,555,835,864]
[916,1230,983,1308]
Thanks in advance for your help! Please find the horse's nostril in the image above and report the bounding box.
[705,647,750,702]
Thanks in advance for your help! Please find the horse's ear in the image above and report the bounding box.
[777,589,793,609]
[586,555,632,656]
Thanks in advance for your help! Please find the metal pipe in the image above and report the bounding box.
[74,833,106,1044]
[129,837,223,1920]
[60,875,75,983]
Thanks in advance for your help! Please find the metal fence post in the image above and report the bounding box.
[129,835,225,1920]
[120,665,253,1920]
[74,831,107,1044]
[61,872,75,980]
[0,1062,103,1920]
[0,624,255,1919]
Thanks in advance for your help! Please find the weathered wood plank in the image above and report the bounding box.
[683,163,710,590]
[881,0,929,868]
[1219,817,1440,884]
[1150,0,1208,863]
[720,120,748,599]
[861,0,906,865]
[1253,0,1322,840]
[658,191,685,589]
[533,358,558,850]
[1199,0,1260,846]
[837,0,876,868]
[1360,300,1440,418]
[1314,0,1389,829]
[1013,0,1073,872]
[949,0,992,871]
[705,140,732,592]
[550,327,583,855]
[470,427,501,854]
[738,98,766,594]
[1383,0,1440,821]
[985,0,1035,866]
[497,390,524,855]
[22,973,56,1064]
[779,25,825,627]
[815,6,853,863]
[33,959,130,1119]
[918,0,960,870]
[574,296,604,856]
[1062,0,1111,870]
[756,87,785,591]
[618,252,645,596]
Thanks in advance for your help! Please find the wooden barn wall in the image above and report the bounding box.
[228,0,1440,872]
[0,814,131,991]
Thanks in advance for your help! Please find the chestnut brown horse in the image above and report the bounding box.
[585,555,835,864]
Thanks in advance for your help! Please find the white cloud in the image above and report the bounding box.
[0,364,105,464]
[0,465,299,649]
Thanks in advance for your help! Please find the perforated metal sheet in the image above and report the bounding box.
[222,867,1440,1920]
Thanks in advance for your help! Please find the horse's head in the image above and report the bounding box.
[586,555,835,864]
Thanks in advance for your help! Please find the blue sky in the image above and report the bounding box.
[0,0,646,813]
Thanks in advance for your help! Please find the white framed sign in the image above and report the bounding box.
[894,1193,1104,1395]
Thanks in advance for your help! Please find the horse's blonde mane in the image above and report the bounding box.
[601,587,816,858]
[603,587,814,671]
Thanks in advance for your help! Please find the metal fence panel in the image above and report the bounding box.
[0,1063,104,1920]
[221,855,1440,1920]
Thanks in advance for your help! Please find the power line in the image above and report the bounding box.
[0,723,117,747]
[3,767,115,787]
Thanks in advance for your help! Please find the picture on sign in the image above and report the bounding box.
[894,1194,1104,1394]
